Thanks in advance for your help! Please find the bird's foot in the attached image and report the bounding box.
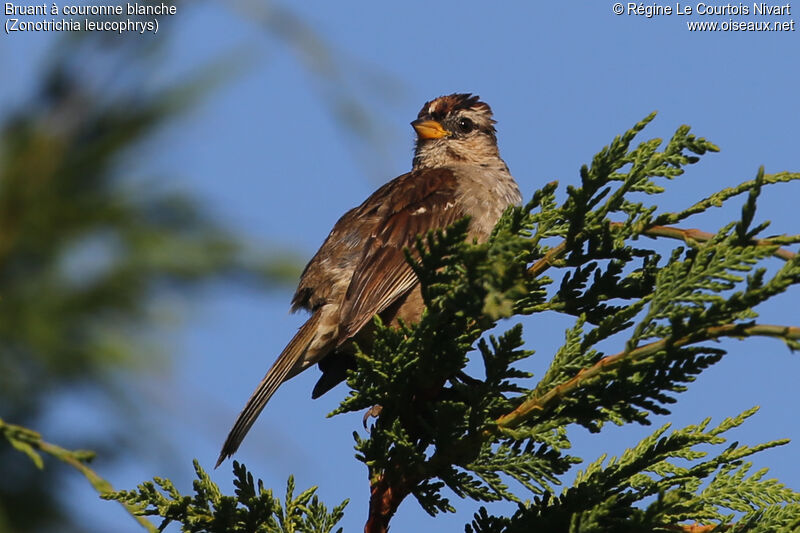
[362,405,383,429]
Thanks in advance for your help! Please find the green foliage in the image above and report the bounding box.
[103,461,348,533]
[330,114,800,530]
[1,418,51,470]
[467,408,800,532]
[1,417,158,532]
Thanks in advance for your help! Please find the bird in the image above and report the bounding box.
[216,93,521,467]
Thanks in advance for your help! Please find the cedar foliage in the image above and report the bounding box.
[9,115,800,532]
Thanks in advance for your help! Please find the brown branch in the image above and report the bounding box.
[364,383,450,532]
[527,239,568,278]
[518,221,797,431]
[365,471,413,533]
[663,523,719,532]
[614,223,797,261]
[496,323,800,431]
[527,223,795,280]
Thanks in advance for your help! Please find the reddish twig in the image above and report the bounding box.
[496,323,800,431]
[527,223,795,280]
[664,523,720,532]
[615,223,797,261]
[365,470,413,533]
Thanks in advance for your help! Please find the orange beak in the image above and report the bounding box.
[411,119,451,140]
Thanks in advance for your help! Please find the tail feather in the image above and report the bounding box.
[216,313,323,468]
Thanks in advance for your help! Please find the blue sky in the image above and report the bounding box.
[3,2,799,531]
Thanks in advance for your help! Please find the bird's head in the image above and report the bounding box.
[411,93,500,169]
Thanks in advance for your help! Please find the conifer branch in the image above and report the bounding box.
[653,171,800,227]
[527,240,569,278]
[360,122,800,533]
[495,323,800,431]
[613,222,797,261]
[527,223,795,281]
[103,461,348,532]
[0,418,157,532]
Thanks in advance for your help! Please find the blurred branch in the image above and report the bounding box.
[229,0,411,180]
[0,418,157,533]
[0,20,301,531]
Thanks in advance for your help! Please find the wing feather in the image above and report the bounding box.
[337,168,464,342]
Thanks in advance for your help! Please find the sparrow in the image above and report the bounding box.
[216,93,521,467]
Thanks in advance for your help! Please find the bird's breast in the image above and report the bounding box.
[455,166,521,240]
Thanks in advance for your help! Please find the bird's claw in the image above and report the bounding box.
[362,405,383,429]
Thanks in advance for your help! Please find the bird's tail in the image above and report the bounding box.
[216,312,323,468]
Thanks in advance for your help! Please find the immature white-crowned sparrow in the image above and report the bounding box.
[216,93,521,466]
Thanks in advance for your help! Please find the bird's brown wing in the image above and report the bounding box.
[290,176,407,313]
[337,167,464,343]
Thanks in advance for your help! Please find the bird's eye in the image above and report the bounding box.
[457,117,474,133]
